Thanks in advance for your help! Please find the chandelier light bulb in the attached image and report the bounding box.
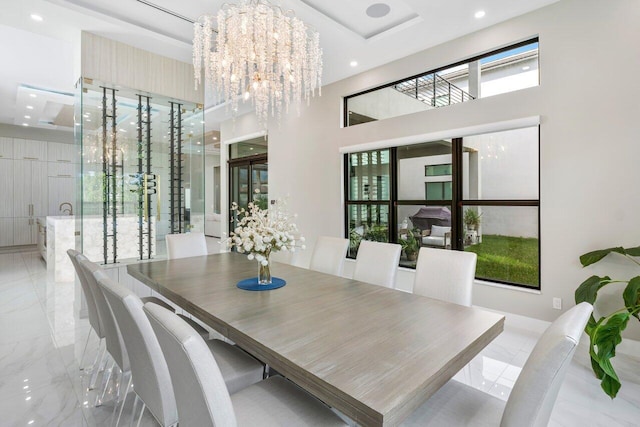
[193,0,323,126]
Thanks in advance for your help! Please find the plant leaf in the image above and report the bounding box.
[590,354,605,380]
[591,311,631,398]
[624,246,640,257]
[601,374,622,398]
[575,275,611,305]
[580,247,625,267]
[623,276,640,320]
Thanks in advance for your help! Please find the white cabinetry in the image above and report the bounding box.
[0,218,13,246]
[0,159,13,218]
[0,137,13,159]
[47,142,76,216]
[0,159,13,246]
[14,160,48,217]
[48,177,74,216]
[14,139,47,160]
[48,142,75,163]
[0,138,75,247]
[13,160,47,245]
[48,162,74,178]
[13,218,35,246]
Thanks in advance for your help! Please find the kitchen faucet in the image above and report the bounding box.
[59,202,73,216]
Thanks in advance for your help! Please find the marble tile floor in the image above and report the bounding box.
[1,248,638,426]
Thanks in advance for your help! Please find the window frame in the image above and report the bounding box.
[343,37,539,127]
[425,163,453,177]
[344,129,541,290]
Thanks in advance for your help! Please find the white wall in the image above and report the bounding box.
[205,153,220,215]
[464,127,539,237]
[398,154,452,200]
[224,0,640,338]
[348,86,430,120]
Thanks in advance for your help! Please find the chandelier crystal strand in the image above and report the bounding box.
[193,0,322,126]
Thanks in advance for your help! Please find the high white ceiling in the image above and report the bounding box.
[0,0,559,131]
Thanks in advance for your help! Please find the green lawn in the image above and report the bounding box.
[465,234,539,287]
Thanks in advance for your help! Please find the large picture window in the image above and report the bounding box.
[345,126,540,289]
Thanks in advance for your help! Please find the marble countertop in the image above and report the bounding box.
[46,216,75,221]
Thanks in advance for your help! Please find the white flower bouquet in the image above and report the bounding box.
[226,199,305,284]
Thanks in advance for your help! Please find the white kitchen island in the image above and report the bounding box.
[46,215,156,282]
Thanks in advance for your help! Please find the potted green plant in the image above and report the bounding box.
[463,209,482,231]
[575,245,640,398]
[400,228,420,261]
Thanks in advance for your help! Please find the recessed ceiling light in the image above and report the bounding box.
[522,65,530,71]
[119,129,127,132]
[30,14,43,22]
[86,119,91,122]
[213,136,218,141]
[196,141,201,145]
[130,122,135,125]
[24,115,31,119]
[29,93,37,98]
[26,105,34,110]
[350,61,358,67]
[366,3,391,18]
[474,10,486,19]
[22,123,29,127]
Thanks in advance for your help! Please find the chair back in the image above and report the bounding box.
[98,275,178,427]
[353,241,402,288]
[166,233,207,260]
[501,302,593,427]
[413,247,476,306]
[309,236,349,276]
[77,257,129,372]
[67,249,103,338]
[144,303,237,427]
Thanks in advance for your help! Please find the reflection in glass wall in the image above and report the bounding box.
[77,79,204,264]
[462,127,539,200]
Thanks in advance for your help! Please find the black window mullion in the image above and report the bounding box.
[451,138,463,250]
[390,147,397,243]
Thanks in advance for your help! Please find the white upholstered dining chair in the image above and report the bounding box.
[400,302,593,426]
[353,240,402,288]
[143,302,348,427]
[413,247,477,307]
[165,232,208,259]
[67,249,105,372]
[309,236,350,276]
[98,275,264,426]
[77,257,131,417]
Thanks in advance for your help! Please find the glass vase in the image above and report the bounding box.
[258,257,272,285]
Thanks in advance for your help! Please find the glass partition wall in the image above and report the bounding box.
[76,78,204,264]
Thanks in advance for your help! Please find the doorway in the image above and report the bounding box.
[228,137,268,229]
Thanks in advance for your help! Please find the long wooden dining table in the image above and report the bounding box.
[127,252,504,426]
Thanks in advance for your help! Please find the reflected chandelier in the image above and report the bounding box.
[193,0,322,126]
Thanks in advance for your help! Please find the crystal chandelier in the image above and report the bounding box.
[193,0,323,126]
